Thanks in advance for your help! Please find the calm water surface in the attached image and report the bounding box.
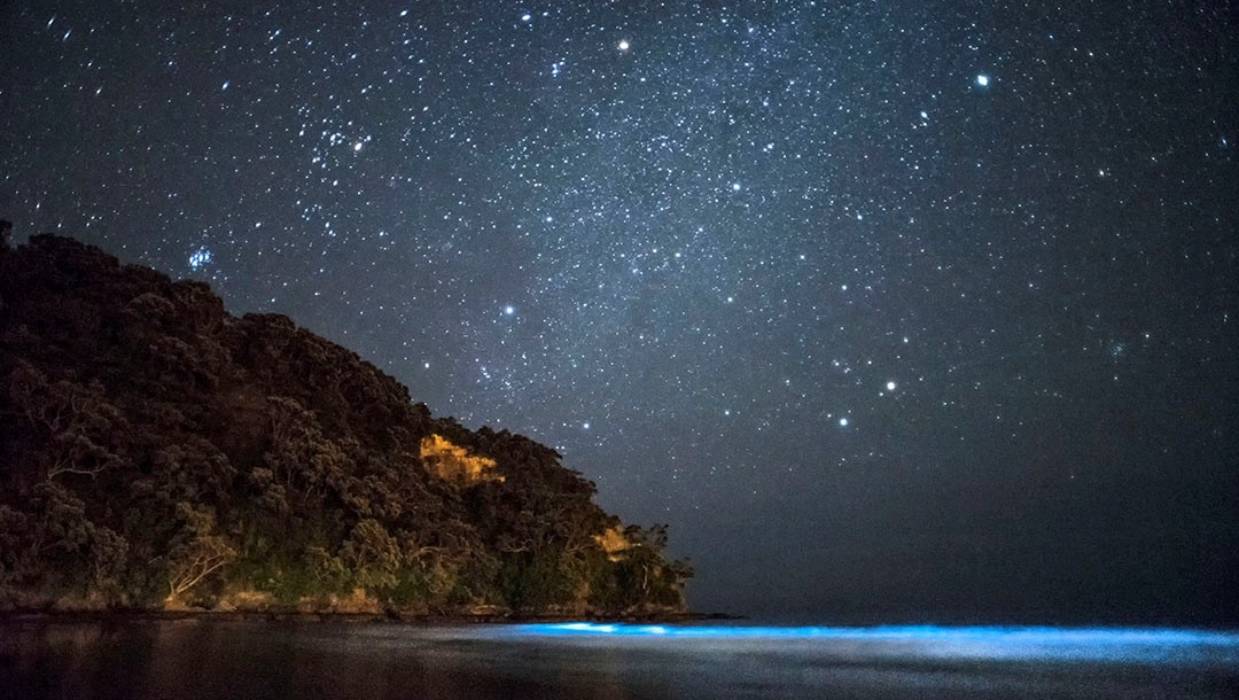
[2,619,1237,698]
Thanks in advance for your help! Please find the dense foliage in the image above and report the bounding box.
[0,235,690,615]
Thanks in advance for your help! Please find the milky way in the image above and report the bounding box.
[3,1,1236,620]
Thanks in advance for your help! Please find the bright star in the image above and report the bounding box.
[503,305,515,316]
[839,417,849,427]
[886,381,897,391]
[976,74,990,87]
[617,39,630,52]
[731,182,742,192]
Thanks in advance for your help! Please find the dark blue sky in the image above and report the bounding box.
[3,0,1236,622]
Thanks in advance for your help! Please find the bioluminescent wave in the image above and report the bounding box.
[511,623,1239,665]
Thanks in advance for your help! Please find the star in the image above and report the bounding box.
[976,74,990,87]
[617,39,630,52]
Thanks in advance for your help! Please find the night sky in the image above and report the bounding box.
[3,1,1237,623]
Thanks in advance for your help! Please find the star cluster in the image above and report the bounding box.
[2,1,1236,620]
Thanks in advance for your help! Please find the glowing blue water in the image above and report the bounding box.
[512,622,1239,665]
[4,619,1238,698]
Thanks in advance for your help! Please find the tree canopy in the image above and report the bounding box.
[0,235,690,616]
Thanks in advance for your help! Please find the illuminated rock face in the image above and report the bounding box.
[420,434,503,484]
[594,526,631,562]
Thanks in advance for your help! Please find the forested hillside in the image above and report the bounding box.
[0,234,690,616]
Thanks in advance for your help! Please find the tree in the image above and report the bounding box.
[166,504,235,600]
[7,363,126,481]
[341,519,402,591]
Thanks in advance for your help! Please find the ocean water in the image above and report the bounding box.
[1,619,1237,698]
